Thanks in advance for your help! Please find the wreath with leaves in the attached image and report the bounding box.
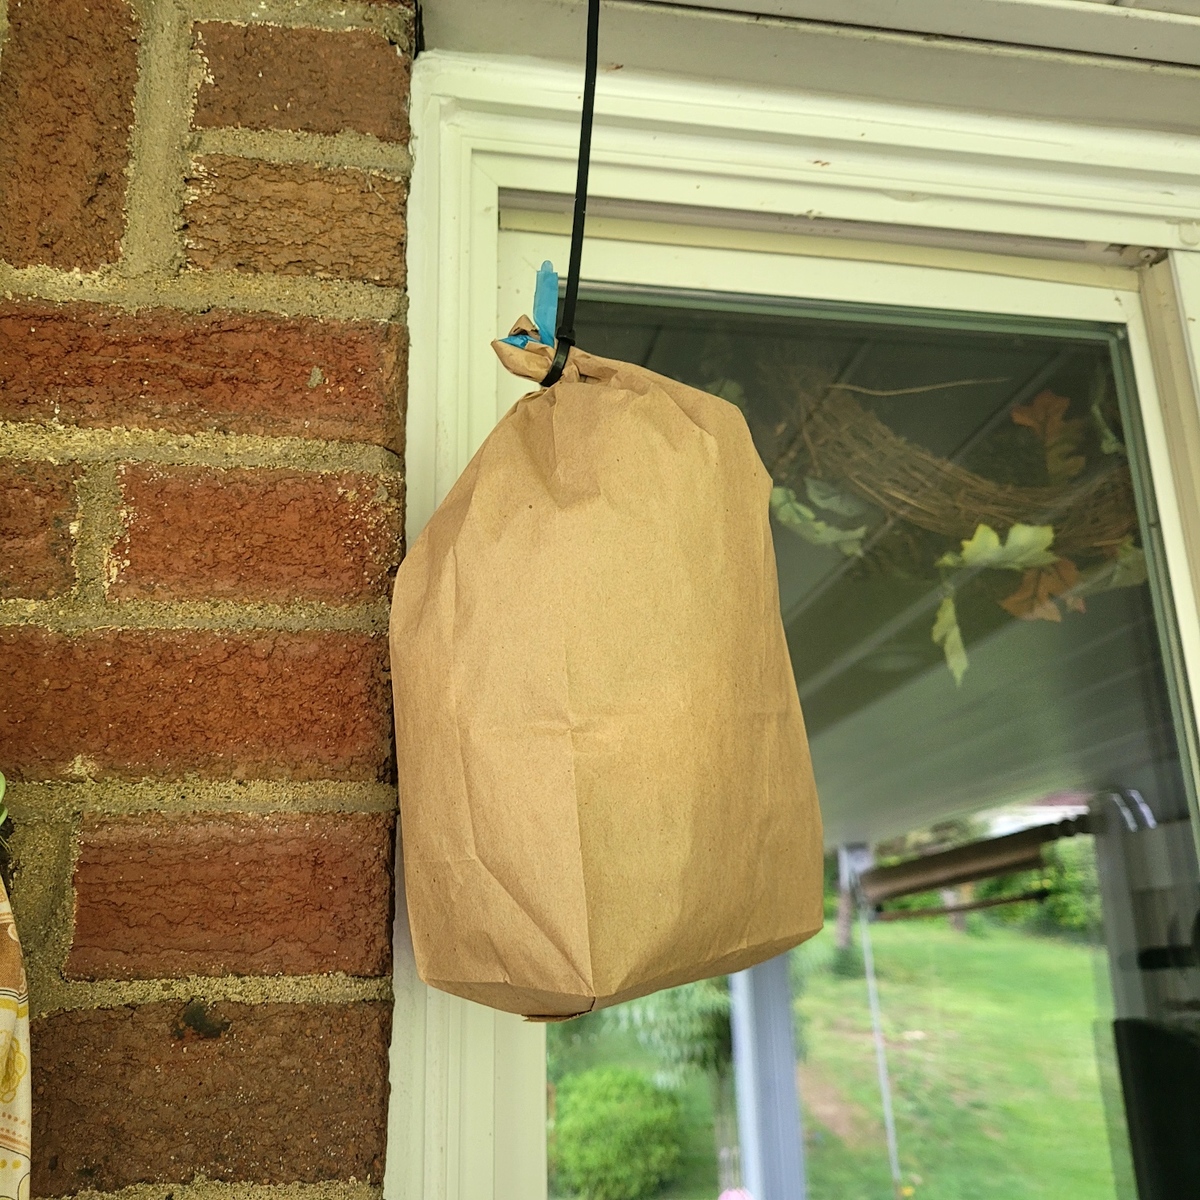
[715,363,1147,685]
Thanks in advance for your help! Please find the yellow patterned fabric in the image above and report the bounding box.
[0,880,29,1200]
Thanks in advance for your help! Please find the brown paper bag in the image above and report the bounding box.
[389,324,823,1018]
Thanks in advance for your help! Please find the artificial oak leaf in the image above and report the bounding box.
[937,522,1058,572]
[1011,389,1087,483]
[1000,577,1061,622]
[999,558,1081,622]
[770,486,866,556]
[931,594,969,686]
[1045,440,1087,484]
[1012,389,1074,444]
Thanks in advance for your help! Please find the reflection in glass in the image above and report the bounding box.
[574,296,1187,842]
[541,293,1200,1200]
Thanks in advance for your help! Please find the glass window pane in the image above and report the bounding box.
[542,290,1200,1200]
[573,294,1188,836]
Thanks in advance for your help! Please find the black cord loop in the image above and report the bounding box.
[542,0,600,388]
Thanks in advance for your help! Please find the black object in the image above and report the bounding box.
[1136,909,1200,971]
[542,0,601,388]
[1113,1017,1200,1200]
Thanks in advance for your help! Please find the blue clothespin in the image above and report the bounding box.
[499,261,559,348]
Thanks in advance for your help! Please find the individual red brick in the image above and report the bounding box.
[0,300,403,446]
[0,629,391,781]
[194,24,411,143]
[185,155,407,286]
[0,461,78,598]
[0,0,138,268]
[110,465,403,603]
[33,1000,390,1192]
[66,812,394,979]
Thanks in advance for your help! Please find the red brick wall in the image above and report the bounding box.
[0,0,412,1194]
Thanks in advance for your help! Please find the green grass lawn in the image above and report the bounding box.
[551,920,1121,1199]
[797,921,1120,1200]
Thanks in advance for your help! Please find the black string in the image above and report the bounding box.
[542,0,601,388]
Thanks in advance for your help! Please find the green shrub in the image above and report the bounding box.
[554,1066,683,1200]
[1034,836,1101,934]
[975,835,1101,937]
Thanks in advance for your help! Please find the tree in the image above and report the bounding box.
[610,979,739,1188]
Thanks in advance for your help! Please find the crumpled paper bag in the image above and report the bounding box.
[389,322,823,1018]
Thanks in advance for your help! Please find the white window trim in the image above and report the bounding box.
[388,48,1200,1200]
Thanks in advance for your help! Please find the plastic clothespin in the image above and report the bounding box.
[499,261,559,349]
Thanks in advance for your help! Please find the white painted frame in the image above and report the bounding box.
[389,47,1200,1200]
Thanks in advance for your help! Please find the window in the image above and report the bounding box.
[546,288,1192,1198]
[393,52,1200,1200]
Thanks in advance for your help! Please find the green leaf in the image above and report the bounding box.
[1076,539,1148,595]
[771,486,866,557]
[937,523,1057,572]
[931,595,969,686]
[706,377,747,410]
[1090,370,1126,457]
[804,476,869,519]
[1091,402,1125,456]
[1112,539,1148,588]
